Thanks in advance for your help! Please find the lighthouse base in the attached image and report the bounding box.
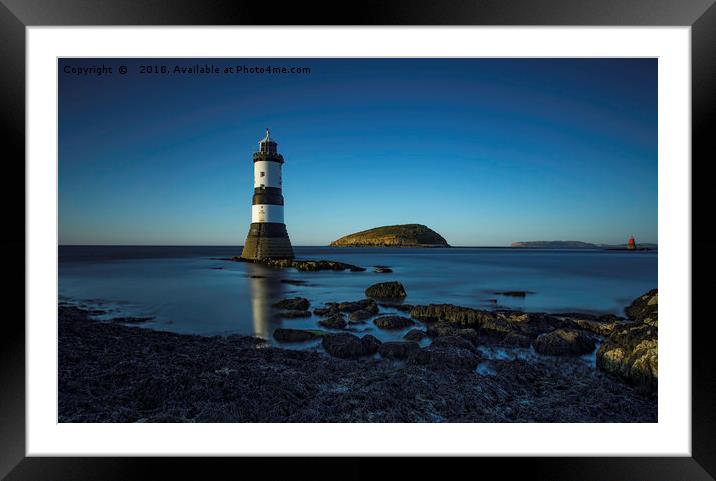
[241,222,295,260]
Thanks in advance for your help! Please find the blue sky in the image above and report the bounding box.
[59,58,657,246]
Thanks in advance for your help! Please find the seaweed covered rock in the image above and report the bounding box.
[625,288,658,325]
[236,257,366,272]
[533,329,596,356]
[365,281,407,299]
[373,315,415,330]
[273,297,310,311]
[318,315,348,329]
[411,304,563,343]
[338,299,379,314]
[349,309,374,322]
[410,304,496,328]
[596,289,658,393]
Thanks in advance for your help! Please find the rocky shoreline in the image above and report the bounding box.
[59,286,657,423]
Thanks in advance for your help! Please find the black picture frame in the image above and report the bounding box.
[2,0,714,479]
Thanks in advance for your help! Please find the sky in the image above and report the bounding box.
[58,58,657,246]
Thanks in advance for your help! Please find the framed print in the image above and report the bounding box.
[2,0,715,479]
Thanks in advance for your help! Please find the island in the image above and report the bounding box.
[330,224,450,248]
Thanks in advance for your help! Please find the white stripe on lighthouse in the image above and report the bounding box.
[252,204,284,223]
[254,161,282,189]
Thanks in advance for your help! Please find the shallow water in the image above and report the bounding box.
[59,246,657,344]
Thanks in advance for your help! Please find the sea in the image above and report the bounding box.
[58,246,657,346]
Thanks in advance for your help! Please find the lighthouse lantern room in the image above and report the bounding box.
[240,129,295,260]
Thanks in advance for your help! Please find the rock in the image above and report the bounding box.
[373,315,414,330]
[330,224,450,248]
[408,346,479,371]
[313,304,339,317]
[410,304,495,328]
[413,304,563,340]
[378,341,420,359]
[322,333,370,358]
[338,299,379,314]
[274,310,312,319]
[361,335,382,354]
[240,257,366,272]
[597,289,658,394]
[374,267,393,273]
[624,288,658,325]
[502,332,533,348]
[403,329,428,341]
[365,281,407,299]
[272,297,310,310]
[318,315,347,329]
[349,309,374,322]
[533,329,596,356]
[273,328,323,342]
[430,335,475,352]
[565,317,619,336]
[280,279,308,286]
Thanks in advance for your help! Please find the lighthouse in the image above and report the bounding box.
[240,129,295,260]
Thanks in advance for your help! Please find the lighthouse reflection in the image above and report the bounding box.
[246,263,285,340]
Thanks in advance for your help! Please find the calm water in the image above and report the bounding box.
[59,246,657,344]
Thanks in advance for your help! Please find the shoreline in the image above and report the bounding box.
[59,298,657,423]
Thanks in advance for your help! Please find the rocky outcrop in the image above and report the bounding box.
[533,329,596,356]
[365,281,407,299]
[625,288,658,324]
[322,333,381,358]
[373,315,415,330]
[273,328,323,342]
[410,304,566,344]
[232,257,365,272]
[330,224,450,248]
[273,297,310,310]
[596,289,658,393]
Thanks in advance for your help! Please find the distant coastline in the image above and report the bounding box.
[511,240,657,250]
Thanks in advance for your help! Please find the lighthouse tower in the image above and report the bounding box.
[240,129,295,260]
